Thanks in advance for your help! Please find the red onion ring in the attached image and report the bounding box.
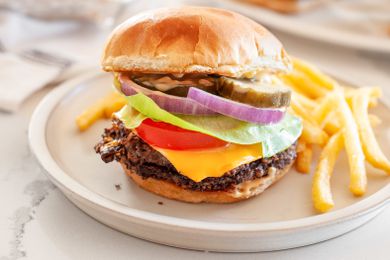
[187,87,285,124]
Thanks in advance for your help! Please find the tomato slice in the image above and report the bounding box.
[135,118,228,150]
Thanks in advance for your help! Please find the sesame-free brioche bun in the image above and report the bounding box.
[102,6,291,78]
[121,162,292,203]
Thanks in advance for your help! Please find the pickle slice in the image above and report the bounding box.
[217,77,291,108]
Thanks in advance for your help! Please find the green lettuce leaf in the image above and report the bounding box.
[116,93,302,157]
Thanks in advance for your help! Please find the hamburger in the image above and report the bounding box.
[95,7,302,203]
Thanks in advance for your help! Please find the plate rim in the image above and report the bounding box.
[29,70,390,233]
[216,0,390,54]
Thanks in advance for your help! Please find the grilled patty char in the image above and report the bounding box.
[95,119,297,192]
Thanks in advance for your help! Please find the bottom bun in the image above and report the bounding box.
[121,161,293,203]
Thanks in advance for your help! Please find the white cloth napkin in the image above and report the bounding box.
[0,52,62,112]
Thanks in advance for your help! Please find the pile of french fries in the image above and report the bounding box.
[282,57,390,213]
[76,58,390,213]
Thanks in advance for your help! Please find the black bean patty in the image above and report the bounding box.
[95,119,297,192]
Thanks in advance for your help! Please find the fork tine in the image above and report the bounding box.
[0,40,6,52]
[20,49,72,68]
[29,50,72,67]
[20,50,45,64]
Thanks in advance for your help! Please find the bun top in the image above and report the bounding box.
[102,7,291,78]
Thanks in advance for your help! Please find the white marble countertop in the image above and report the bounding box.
[1,1,390,259]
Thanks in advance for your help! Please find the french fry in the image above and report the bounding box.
[323,116,340,135]
[296,139,306,153]
[369,114,381,127]
[351,89,390,174]
[284,71,328,99]
[292,91,316,110]
[103,93,126,118]
[292,57,338,91]
[315,91,362,135]
[300,119,329,146]
[336,91,367,196]
[280,71,316,108]
[290,101,329,146]
[312,93,337,124]
[76,91,126,131]
[312,132,344,213]
[290,100,328,146]
[76,99,106,131]
[345,87,381,108]
[282,76,312,100]
[296,140,313,174]
[344,86,381,100]
[321,112,380,136]
[291,98,317,124]
[367,88,381,108]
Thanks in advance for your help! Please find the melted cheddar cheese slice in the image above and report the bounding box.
[154,143,262,182]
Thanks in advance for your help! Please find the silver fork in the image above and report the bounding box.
[0,39,73,69]
[19,49,73,70]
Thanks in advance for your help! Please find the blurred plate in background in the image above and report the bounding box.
[216,0,390,54]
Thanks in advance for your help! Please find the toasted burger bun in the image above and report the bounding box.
[102,7,291,78]
[121,162,292,203]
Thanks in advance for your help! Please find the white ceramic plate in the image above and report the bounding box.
[29,71,390,252]
[216,0,390,54]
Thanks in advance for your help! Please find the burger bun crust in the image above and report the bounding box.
[102,7,291,78]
